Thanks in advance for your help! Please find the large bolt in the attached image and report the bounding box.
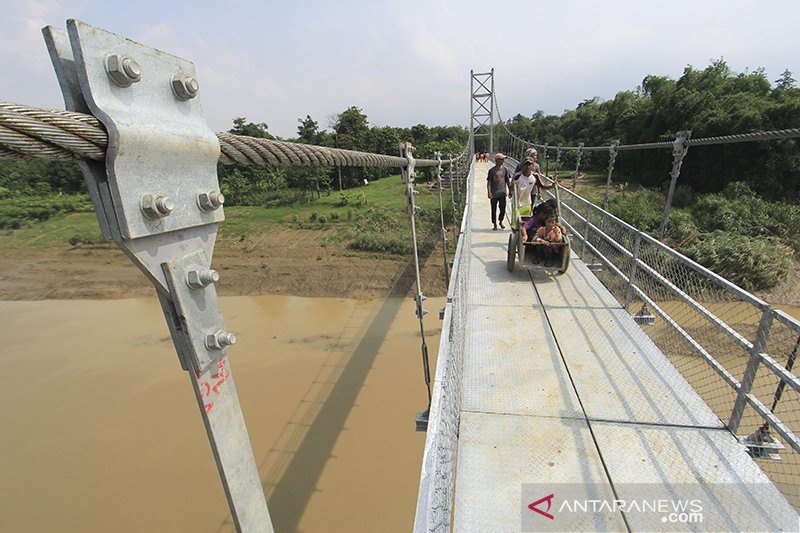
[187,268,220,289]
[105,54,141,87]
[198,190,225,211]
[140,193,174,219]
[171,73,199,100]
[206,329,236,350]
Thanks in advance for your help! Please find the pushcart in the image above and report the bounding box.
[505,177,570,274]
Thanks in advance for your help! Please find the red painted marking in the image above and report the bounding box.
[197,359,229,414]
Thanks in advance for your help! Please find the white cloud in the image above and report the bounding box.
[1,0,798,140]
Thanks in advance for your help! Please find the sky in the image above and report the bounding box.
[1,0,798,139]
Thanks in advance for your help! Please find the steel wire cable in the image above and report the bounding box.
[0,102,469,168]
[490,79,800,152]
[9,99,794,166]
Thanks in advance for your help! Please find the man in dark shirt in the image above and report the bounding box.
[486,153,512,230]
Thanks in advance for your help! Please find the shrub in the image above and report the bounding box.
[721,181,757,201]
[771,202,800,254]
[348,232,411,255]
[684,231,794,291]
[664,209,698,245]
[607,188,663,232]
[318,215,327,224]
[67,231,103,246]
[309,211,318,222]
[671,184,693,208]
[0,194,93,229]
[260,189,306,207]
[691,194,744,233]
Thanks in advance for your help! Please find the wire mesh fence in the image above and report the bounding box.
[554,185,800,511]
[413,159,473,532]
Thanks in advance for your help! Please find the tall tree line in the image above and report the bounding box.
[503,60,800,201]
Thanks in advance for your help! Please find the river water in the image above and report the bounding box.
[0,295,443,532]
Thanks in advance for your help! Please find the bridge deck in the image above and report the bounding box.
[452,162,797,531]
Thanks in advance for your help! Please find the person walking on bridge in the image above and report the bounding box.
[487,153,512,230]
[511,157,538,217]
[514,147,541,175]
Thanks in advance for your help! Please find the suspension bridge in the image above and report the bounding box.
[2,22,800,532]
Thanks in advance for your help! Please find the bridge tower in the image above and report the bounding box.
[470,69,495,155]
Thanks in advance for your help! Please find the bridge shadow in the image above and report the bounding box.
[227,226,442,533]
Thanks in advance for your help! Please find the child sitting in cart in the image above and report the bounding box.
[520,205,551,243]
[532,214,564,266]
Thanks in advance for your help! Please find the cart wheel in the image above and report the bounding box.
[507,233,517,272]
[559,239,571,274]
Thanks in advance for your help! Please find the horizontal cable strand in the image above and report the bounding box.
[14,101,796,164]
[0,102,467,167]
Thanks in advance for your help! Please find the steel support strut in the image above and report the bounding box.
[572,143,584,191]
[43,21,273,532]
[659,130,691,239]
[602,140,620,209]
[400,142,432,431]
[435,152,450,288]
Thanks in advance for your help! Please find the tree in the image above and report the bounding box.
[775,69,796,90]
[297,115,320,144]
[217,117,275,204]
[331,106,372,189]
[229,117,273,139]
[333,106,370,150]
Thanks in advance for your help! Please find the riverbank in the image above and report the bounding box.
[0,227,451,300]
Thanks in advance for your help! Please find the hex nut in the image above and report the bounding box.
[198,190,225,211]
[141,193,174,219]
[187,268,220,289]
[171,73,199,101]
[105,54,141,87]
[206,330,236,350]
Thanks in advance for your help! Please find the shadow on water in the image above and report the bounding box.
[234,227,440,533]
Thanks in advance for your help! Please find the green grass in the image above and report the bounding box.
[0,211,103,249]
[0,174,447,253]
[219,175,445,250]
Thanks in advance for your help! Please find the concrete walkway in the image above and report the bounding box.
[452,161,797,531]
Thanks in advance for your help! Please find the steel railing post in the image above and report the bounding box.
[582,208,592,259]
[729,308,774,434]
[625,232,642,309]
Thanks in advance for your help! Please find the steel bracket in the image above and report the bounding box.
[400,141,416,185]
[163,249,230,373]
[45,20,224,294]
[42,20,273,532]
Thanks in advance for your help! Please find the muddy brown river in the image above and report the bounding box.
[0,295,443,532]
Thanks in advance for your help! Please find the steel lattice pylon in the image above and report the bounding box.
[470,68,494,155]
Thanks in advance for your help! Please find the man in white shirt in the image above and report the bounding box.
[512,157,538,217]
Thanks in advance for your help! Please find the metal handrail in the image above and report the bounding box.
[553,185,800,457]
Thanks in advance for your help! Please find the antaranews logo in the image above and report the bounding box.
[528,493,555,520]
[522,482,796,532]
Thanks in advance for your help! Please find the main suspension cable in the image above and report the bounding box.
[0,102,468,169]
